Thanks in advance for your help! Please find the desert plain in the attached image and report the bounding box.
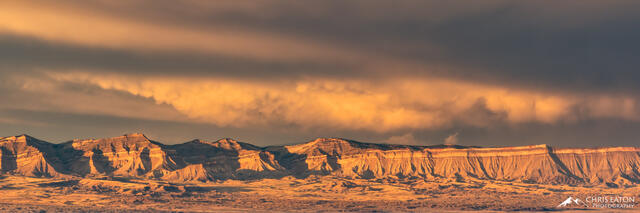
[1,174,639,212]
[1,134,639,212]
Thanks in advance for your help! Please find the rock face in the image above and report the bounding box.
[1,134,639,185]
[160,138,285,181]
[0,135,62,177]
[64,133,179,177]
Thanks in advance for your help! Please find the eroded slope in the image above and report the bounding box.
[1,134,639,186]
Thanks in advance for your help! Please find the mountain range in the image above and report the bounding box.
[1,133,639,186]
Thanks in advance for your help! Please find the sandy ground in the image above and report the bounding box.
[0,175,638,212]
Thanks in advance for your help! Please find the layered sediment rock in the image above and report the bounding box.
[64,133,179,177]
[160,138,285,180]
[1,134,639,185]
[0,135,62,177]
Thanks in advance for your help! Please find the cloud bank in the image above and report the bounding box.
[1,0,640,146]
[50,72,640,132]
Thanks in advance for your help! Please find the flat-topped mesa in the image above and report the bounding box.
[553,146,640,154]
[423,144,640,157]
[280,139,541,178]
[1,133,640,185]
[411,144,563,182]
[421,144,476,149]
[276,142,640,184]
[425,144,552,157]
[549,146,640,185]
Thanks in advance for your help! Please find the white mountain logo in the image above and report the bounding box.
[557,196,587,207]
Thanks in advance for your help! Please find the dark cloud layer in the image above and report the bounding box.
[77,0,640,93]
[0,35,359,80]
[3,1,640,92]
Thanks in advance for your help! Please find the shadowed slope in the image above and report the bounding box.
[1,134,639,186]
[0,135,63,177]
[162,138,285,181]
[61,133,179,177]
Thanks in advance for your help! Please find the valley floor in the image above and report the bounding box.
[0,175,638,212]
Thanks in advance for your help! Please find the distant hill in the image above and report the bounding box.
[1,133,639,186]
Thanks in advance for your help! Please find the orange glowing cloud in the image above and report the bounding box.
[48,72,640,132]
[4,1,638,133]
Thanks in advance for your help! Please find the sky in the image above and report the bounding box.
[1,0,640,147]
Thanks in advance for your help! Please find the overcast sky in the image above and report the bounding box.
[1,0,640,147]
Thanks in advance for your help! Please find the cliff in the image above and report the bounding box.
[0,135,63,177]
[62,133,179,177]
[1,134,639,186]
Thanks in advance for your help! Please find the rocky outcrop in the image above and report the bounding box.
[165,138,285,180]
[1,134,639,186]
[63,133,179,177]
[553,147,640,185]
[0,135,62,177]
[278,139,640,185]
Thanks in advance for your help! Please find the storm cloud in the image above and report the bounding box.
[1,0,640,146]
